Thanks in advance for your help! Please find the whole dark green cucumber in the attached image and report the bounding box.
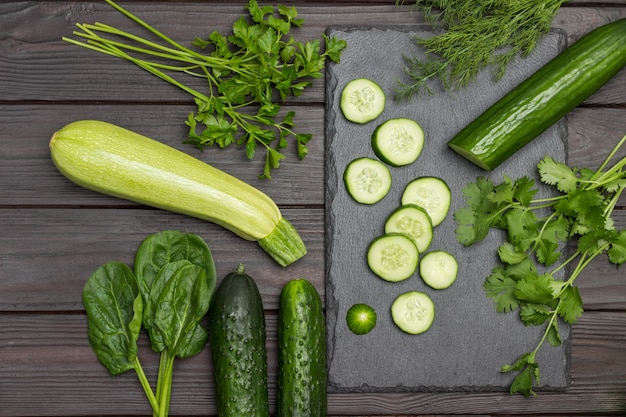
[208,264,269,417]
[448,18,626,171]
[277,279,326,417]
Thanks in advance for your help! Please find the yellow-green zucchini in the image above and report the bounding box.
[49,120,306,267]
[448,18,626,171]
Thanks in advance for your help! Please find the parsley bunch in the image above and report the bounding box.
[395,0,569,98]
[455,133,626,396]
[64,0,346,179]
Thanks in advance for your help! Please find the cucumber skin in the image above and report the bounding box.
[277,279,327,417]
[448,18,626,171]
[208,268,269,417]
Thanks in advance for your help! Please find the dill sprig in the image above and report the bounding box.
[395,0,569,100]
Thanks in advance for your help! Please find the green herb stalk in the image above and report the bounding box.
[64,0,346,179]
[395,0,569,99]
[455,133,626,396]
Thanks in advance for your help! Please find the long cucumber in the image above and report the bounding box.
[448,18,626,171]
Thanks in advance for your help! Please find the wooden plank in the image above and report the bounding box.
[0,104,326,206]
[0,311,624,416]
[2,105,626,207]
[1,3,626,104]
[0,207,324,311]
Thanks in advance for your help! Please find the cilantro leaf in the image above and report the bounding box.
[538,156,579,193]
[557,285,584,324]
[484,268,519,313]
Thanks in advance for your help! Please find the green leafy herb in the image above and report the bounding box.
[455,133,626,396]
[395,0,569,99]
[64,0,346,179]
[82,230,216,417]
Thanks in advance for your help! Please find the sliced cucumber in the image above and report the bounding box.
[367,233,419,282]
[340,78,386,124]
[420,250,459,290]
[344,157,392,205]
[372,118,424,166]
[391,291,435,335]
[384,204,433,253]
[346,303,377,335]
[401,177,451,227]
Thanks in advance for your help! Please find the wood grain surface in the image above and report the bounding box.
[1,1,625,415]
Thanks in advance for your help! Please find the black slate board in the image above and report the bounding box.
[324,26,571,392]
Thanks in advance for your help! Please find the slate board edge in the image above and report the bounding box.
[324,24,571,394]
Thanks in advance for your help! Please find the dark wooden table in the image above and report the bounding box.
[1,1,625,415]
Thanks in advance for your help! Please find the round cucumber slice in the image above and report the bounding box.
[391,291,435,335]
[344,157,392,205]
[384,204,433,253]
[372,118,424,166]
[367,233,419,282]
[401,176,451,227]
[346,303,377,335]
[340,78,386,124]
[419,250,459,290]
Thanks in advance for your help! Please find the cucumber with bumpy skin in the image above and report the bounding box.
[208,264,269,417]
[448,18,626,171]
[277,279,326,417]
[49,120,306,267]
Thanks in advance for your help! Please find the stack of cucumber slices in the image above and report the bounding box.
[340,78,458,336]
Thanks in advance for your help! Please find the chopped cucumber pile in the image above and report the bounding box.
[340,78,386,124]
[372,118,424,166]
[391,291,435,335]
[344,157,392,204]
[346,303,377,335]
[339,76,459,336]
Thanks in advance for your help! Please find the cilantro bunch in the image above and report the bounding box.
[64,0,346,179]
[455,133,626,396]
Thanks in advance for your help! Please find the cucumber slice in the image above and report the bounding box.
[419,250,459,290]
[391,291,435,335]
[344,157,392,205]
[372,118,424,166]
[367,233,419,282]
[346,303,377,335]
[340,78,386,124]
[401,176,451,227]
[384,204,433,253]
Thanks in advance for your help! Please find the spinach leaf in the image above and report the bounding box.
[82,261,143,375]
[134,230,216,305]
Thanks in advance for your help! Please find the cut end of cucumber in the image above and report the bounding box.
[258,217,307,267]
[340,78,386,124]
[448,141,494,171]
[391,291,435,335]
[346,303,377,335]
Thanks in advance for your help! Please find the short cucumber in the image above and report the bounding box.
[277,279,326,417]
[344,157,392,204]
[391,291,435,335]
[208,264,269,417]
[367,233,419,282]
[448,18,626,171]
[346,303,377,335]
[384,204,433,253]
[401,176,451,227]
[372,118,424,166]
[340,78,386,124]
[419,250,459,290]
